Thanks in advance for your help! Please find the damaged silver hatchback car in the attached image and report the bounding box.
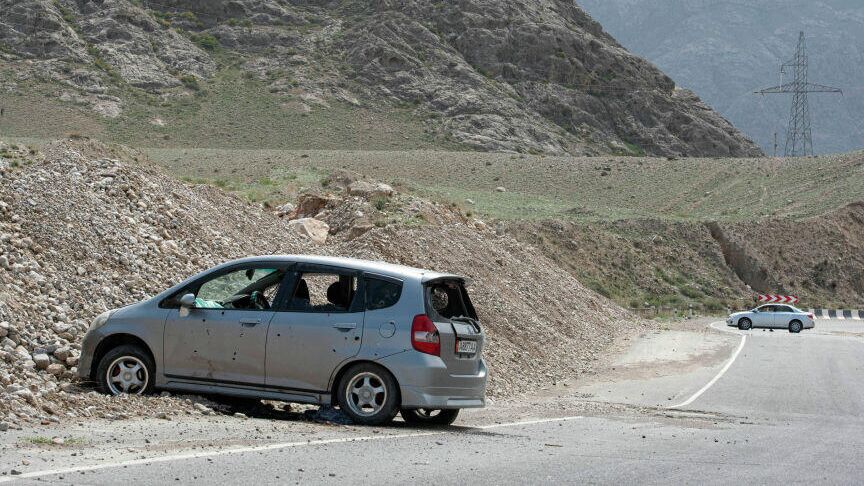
[77,255,487,425]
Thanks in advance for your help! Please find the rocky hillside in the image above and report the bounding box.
[514,203,864,312]
[0,138,639,426]
[0,0,760,157]
[579,0,863,155]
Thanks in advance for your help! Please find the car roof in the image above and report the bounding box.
[756,304,802,311]
[224,255,465,282]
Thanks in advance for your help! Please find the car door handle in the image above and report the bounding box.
[333,323,357,331]
[240,318,261,327]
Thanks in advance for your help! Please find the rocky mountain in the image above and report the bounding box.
[579,0,864,155]
[0,0,761,157]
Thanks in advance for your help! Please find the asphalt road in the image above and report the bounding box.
[3,319,864,484]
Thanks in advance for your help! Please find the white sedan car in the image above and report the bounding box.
[727,304,815,333]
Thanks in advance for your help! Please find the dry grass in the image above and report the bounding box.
[144,148,864,222]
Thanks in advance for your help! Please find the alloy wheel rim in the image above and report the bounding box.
[346,372,387,417]
[417,409,441,418]
[106,356,148,395]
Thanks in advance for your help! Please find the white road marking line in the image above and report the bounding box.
[0,416,584,482]
[0,432,442,483]
[669,323,747,409]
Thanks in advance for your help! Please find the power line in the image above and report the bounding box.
[755,32,842,157]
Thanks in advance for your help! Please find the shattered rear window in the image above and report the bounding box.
[425,280,478,321]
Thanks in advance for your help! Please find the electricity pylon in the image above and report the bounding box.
[756,32,842,157]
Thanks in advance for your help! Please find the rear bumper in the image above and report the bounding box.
[377,352,488,409]
[400,385,486,409]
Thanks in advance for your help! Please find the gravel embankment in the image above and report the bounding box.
[0,139,642,428]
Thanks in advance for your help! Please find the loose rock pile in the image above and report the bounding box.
[0,139,641,428]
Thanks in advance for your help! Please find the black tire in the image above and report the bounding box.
[789,320,803,333]
[96,344,155,396]
[400,408,460,427]
[738,318,752,331]
[336,363,399,426]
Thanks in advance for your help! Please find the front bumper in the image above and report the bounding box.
[76,327,104,380]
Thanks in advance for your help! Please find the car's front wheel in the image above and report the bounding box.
[401,408,460,426]
[738,318,752,330]
[96,345,155,396]
[336,363,400,425]
[789,320,803,333]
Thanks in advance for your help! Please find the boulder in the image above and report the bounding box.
[33,353,51,370]
[347,181,395,199]
[46,364,65,376]
[53,347,72,361]
[322,169,361,190]
[288,218,330,245]
[275,202,296,217]
[348,219,375,240]
[295,193,336,218]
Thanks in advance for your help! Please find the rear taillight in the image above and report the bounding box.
[808,313,814,320]
[411,314,440,356]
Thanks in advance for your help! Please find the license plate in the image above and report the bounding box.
[457,339,477,354]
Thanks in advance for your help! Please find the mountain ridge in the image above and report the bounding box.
[0,0,762,157]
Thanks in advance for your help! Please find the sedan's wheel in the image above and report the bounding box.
[96,345,155,396]
[337,363,399,425]
[401,408,460,426]
[738,318,752,331]
[789,320,803,333]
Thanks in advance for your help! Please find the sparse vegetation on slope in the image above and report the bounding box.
[144,148,864,223]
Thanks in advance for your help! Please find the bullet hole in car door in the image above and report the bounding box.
[265,270,364,391]
[162,266,285,385]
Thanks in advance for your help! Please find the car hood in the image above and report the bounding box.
[729,311,750,318]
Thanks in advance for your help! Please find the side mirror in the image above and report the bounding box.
[178,293,196,317]
[179,293,196,307]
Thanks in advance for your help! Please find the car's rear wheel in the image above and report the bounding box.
[400,408,460,426]
[738,318,752,330]
[96,345,155,396]
[336,363,399,425]
[789,320,803,333]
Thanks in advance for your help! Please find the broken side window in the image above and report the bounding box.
[365,277,402,311]
[288,272,357,313]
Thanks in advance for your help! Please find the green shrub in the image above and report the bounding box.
[372,197,388,211]
[180,74,200,91]
[191,33,219,51]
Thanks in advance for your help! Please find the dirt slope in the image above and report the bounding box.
[0,139,639,426]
